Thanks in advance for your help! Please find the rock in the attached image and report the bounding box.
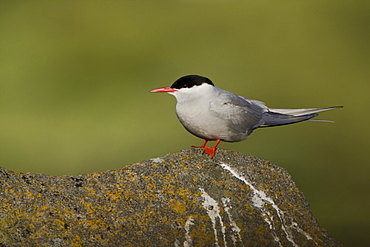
[0,149,341,246]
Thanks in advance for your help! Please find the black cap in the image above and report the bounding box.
[170,75,215,89]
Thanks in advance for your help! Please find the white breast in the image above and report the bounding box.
[173,85,250,142]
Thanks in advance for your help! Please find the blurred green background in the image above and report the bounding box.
[0,0,369,245]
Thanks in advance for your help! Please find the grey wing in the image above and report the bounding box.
[209,90,266,134]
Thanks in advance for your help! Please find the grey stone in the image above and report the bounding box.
[0,148,341,246]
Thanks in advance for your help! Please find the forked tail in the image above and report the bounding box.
[259,106,343,128]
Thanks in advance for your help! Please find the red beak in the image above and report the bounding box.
[150,87,177,93]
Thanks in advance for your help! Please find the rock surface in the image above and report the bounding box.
[0,149,341,246]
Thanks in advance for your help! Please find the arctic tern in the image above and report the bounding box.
[151,75,342,157]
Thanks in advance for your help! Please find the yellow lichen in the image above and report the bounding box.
[169,200,187,214]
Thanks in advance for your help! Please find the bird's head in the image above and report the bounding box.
[150,75,215,100]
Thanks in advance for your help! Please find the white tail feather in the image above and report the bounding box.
[308,119,335,123]
[269,106,343,116]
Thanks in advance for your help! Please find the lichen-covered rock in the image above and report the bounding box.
[0,149,341,246]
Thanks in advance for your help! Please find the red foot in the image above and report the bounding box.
[202,139,221,158]
[204,146,216,157]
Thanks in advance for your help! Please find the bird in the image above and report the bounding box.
[150,75,342,158]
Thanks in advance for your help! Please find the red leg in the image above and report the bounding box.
[192,140,208,148]
[203,139,221,158]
